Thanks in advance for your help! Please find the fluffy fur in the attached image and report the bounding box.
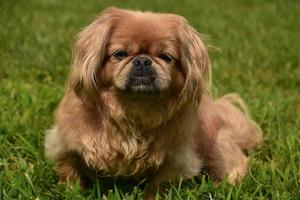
[45,8,262,199]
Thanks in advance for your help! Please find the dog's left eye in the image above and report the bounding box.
[113,50,128,60]
[158,53,173,63]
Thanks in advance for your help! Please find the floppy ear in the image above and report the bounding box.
[179,20,211,105]
[69,8,118,98]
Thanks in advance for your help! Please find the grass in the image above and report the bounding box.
[0,0,299,199]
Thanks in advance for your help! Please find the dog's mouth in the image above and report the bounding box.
[125,76,160,95]
[124,67,160,96]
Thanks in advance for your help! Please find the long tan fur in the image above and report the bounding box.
[45,8,262,200]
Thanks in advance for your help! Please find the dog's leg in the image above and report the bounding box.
[143,146,202,200]
[198,94,262,184]
[54,152,82,183]
[205,127,249,184]
[45,126,82,184]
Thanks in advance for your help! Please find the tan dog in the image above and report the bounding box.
[45,7,262,199]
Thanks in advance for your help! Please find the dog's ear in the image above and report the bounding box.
[69,7,120,99]
[178,19,211,105]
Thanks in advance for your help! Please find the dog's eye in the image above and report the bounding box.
[113,50,128,60]
[158,53,173,63]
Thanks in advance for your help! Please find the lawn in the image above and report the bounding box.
[0,0,299,199]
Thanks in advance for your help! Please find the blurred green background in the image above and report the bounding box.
[0,0,299,199]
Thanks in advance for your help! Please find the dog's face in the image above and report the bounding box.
[103,16,183,97]
[70,8,210,106]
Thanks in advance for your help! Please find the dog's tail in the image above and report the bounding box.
[215,93,263,151]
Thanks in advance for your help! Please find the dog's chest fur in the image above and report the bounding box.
[80,126,164,177]
[79,110,197,178]
[55,93,199,178]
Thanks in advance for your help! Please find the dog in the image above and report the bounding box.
[45,7,262,199]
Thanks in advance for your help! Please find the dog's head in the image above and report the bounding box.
[69,7,210,111]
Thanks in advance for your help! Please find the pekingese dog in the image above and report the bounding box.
[45,7,262,199]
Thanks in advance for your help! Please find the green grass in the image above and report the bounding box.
[1,0,299,199]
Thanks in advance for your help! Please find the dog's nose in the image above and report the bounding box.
[132,56,152,69]
[128,56,156,90]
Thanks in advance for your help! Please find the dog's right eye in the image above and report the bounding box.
[113,50,128,60]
